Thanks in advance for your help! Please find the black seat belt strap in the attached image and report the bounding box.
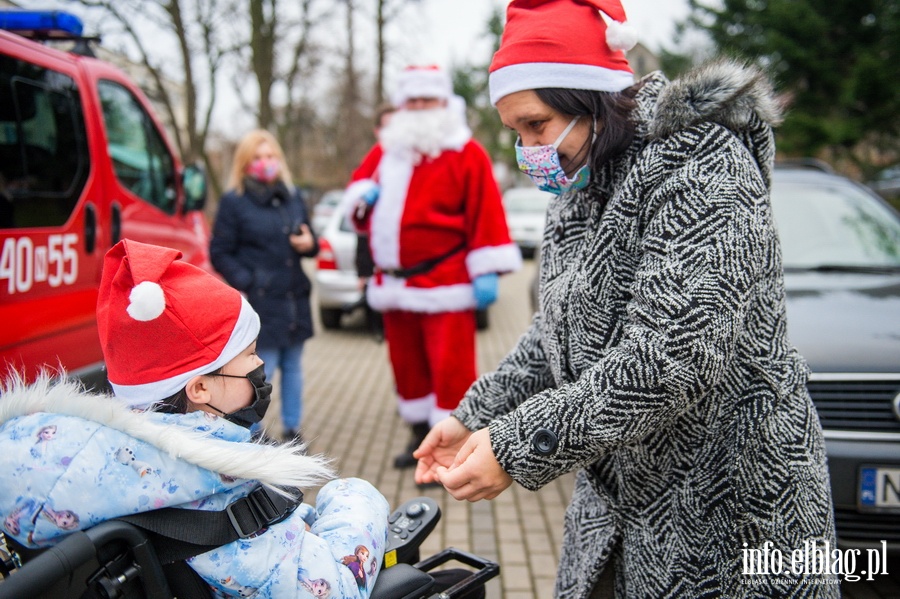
[118,486,302,564]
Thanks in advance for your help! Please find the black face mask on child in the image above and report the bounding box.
[206,364,273,428]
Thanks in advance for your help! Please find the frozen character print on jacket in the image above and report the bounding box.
[115,447,156,477]
[341,545,371,591]
[299,573,331,597]
[30,425,57,459]
[4,498,79,543]
[40,506,80,532]
[218,575,257,597]
[2,497,40,536]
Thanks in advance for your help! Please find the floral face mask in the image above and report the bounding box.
[515,116,591,195]
[247,157,280,184]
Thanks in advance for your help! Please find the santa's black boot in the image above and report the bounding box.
[393,422,430,469]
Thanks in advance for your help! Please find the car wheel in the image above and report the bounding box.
[320,307,342,330]
[475,308,489,330]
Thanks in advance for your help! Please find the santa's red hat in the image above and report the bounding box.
[97,239,260,407]
[391,65,453,107]
[489,0,637,106]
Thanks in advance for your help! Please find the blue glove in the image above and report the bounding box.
[473,273,499,310]
[362,185,380,206]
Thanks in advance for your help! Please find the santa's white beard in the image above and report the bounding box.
[379,106,470,158]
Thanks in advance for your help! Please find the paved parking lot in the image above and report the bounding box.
[262,259,899,598]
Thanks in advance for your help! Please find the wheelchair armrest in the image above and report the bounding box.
[0,520,173,599]
[0,530,96,599]
[370,563,434,599]
[416,547,500,599]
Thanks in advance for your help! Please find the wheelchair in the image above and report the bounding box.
[0,496,497,599]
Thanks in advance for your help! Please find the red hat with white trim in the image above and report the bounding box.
[97,239,260,407]
[489,0,637,106]
[391,65,453,107]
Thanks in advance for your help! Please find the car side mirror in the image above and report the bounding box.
[182,163,207,212]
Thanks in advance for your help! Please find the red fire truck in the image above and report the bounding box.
[0,10,212,389]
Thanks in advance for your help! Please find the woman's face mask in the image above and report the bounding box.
[247,157,281,184]
[207,364,273,428]
[515,116,591,195]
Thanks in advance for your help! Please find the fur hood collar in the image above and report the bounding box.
[650,59,783,140]
[0,375,335,492]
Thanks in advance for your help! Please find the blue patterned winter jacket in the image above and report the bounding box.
[0,377,389,598]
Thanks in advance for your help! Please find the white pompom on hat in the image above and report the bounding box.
[489,0,637,106]
[97,239,260,407]
[391,65,453,107]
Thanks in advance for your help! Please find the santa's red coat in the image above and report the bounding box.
[348,139,521,313]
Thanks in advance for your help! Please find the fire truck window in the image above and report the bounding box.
[0,55,88,229]
[98,80,176,214]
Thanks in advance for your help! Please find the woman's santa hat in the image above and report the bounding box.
[97,239,260,407]
[489,0,637,106]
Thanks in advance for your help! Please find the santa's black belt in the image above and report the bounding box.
[377,242,466,279]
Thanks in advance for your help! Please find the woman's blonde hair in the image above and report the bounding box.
[228,129,295,193]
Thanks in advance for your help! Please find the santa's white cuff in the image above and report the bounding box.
[466,243,523,279]
[397,393,436,424]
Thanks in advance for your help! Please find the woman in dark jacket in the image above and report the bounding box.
[210,129,318,441]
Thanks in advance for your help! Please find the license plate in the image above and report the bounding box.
[859,466,900,510]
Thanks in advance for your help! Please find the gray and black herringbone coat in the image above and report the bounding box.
[453,61,839,598]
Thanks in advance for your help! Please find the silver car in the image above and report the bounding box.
[503,186,552,258]
[311,189,345,235]
[314,206,363,329]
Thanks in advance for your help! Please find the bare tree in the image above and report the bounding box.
[75,0,228,195]
[373,0,422,106]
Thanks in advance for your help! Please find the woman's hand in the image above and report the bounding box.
[435,428,513,501]
[289,223,315,253]
[414,417,471,486]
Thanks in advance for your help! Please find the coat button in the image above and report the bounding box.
[532,429,558,455]
[553,224,564,243]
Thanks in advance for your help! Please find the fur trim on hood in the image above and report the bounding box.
[0,374,335,493]
[650,59,783,140]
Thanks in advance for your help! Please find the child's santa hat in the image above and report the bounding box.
[391,65,453,107]
[97,240,260,407]
[489,0,637,106]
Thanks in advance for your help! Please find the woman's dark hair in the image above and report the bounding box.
[535,81,643,170]
[154,366,223,414]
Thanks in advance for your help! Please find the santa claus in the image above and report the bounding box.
[346,65,522,470]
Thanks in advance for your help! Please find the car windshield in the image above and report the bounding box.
[772,179,900,270]
[504,189,551,213]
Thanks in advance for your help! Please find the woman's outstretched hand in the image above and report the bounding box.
[414,417,471,486]
[432,427,513,502]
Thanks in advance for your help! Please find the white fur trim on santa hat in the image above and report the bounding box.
[489,62,635,106]
[396,392,435,425]
[391,67,453,107]
[466,244,523,279]
[111,296,261,407]
[127,281,166,321]
[605,20,638,52]
[367,276,476,313]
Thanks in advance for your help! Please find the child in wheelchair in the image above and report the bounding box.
[0,239,392,598]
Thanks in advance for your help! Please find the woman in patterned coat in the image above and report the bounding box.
[414,1,838,597]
